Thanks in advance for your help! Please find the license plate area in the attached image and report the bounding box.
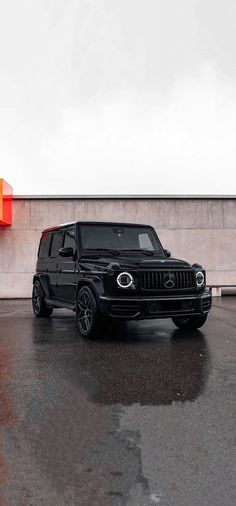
[148,299,194,314]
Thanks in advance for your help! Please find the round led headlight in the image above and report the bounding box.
[196,271,205,287]
[117,272,133,288]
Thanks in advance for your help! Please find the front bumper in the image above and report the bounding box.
[99,290,212,319]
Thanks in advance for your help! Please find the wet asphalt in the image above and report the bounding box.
[0,299,235,506]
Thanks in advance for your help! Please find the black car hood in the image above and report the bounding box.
[81,255,192,270]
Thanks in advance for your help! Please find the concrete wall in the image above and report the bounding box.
[0,197,236,298]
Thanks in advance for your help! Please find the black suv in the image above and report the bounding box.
[32,221,212,338]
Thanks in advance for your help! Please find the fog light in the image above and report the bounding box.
[117,272,133,288]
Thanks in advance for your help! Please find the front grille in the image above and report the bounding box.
[140,270,195,291]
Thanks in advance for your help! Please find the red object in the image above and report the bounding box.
[0,179,13,226]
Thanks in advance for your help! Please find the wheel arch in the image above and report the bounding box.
[33,273,51,298]
[76,278,103,306]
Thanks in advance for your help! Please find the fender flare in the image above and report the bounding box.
[75,277,104,305]
[33,273,52,298]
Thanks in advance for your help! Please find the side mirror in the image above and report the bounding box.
[59,247,75,258]
[164,249,171,258]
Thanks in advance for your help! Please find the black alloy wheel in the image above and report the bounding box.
[172,314,208,330]
[32,280,53,317]
[76,286,101,339]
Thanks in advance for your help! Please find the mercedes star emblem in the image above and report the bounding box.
[163,272,175,289]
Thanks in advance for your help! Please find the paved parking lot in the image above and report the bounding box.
[0,298,235,506]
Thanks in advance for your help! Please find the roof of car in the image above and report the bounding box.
[42,221,153,234]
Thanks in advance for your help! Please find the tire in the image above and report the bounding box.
[76,286,102,339]
[32,280,53,317]
[172,314,208,330]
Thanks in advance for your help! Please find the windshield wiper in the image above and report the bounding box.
[84,248,120,257]
[120,249,155,256]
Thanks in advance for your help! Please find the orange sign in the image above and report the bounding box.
[0,179,13,226]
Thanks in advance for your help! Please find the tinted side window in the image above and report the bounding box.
[38,232,51,258]
[50,232,63,258]
[139,233,154,250]
[64,228,76,250]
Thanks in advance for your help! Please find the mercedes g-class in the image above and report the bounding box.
[32,221,212,338]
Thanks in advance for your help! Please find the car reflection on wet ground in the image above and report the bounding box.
[0,299,235,506]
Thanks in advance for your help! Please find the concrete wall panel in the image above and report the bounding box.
[30,200,52,230]
[158,229,236,271]
[72,199,225,230]
[49,200,76,227]
[223,200,236,228]
[206,270,236,286]
[0,198,235,298]
[12,200,31,230]
[0,229,39,273]
[0,273,32,298]
[149,199,224,230]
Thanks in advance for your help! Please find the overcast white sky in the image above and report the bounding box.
[1,0,236,195]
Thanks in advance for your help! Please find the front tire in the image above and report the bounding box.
[172,314,208,330]
[76,286,102,339]
[32,280,53,317]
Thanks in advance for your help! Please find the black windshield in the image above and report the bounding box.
[80,225,163,255]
